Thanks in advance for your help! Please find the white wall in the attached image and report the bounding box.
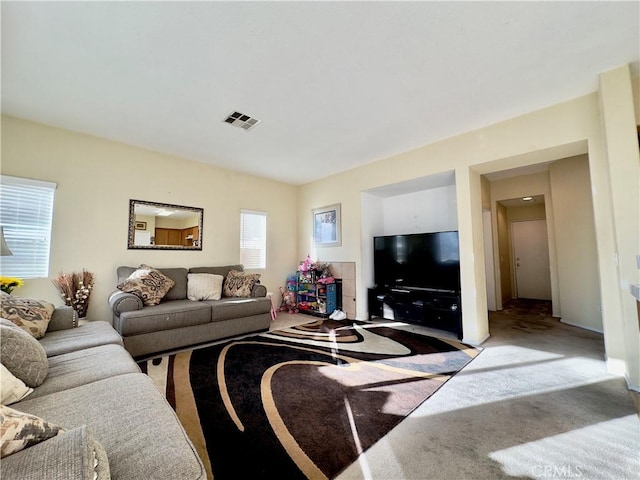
[359,185,458,318]
[1,115,299,322]
[381,185,457,235]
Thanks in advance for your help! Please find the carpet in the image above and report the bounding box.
[139,319,481,480]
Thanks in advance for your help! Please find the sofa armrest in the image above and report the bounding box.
[251,284,267,298]
[1,425,110,480]
[108,291,143,316]
[47,306,77,332]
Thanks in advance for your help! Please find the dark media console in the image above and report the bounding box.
[371,231,462,338]
[368,286,462,339]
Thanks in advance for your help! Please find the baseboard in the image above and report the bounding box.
[605,357,627,377]
[560,318,604,334]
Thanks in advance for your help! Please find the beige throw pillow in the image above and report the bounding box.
[0,363,33,404]
[0,292,54,339]
[223,270,261,298]
[187,273,224,301]
[0,405,65,458]
[117,264,176,306]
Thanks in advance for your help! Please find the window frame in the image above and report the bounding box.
[0,175,57,279]
[240,209,267,270]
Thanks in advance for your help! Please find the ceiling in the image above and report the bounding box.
[2,2,638,186]
[499,195,545,209]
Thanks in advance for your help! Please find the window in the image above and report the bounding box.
[0,175,56,278]
[240,210,267,269]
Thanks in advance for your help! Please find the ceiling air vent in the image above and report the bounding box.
[222,111,261,131]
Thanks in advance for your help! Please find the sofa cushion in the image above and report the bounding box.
[15,373,205,480]
[0,292,55,339]
[223,270,261,298]
[0,363,33,404]
[189,264,243,280]
[118,299,211,336]
[117,265,176,306]
[0,404,64,458]
[26,344,140,400]
[187,273,223,301]
[207,297,272,323]
[0,318,48,387]
[39,320,123,357]
[117,266,188,301]
[1,425,110,480]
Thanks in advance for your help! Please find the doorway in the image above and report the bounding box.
[494,194,551,307]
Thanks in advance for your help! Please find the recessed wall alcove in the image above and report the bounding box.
[360,170,458,318]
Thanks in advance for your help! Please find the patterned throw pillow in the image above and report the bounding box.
[117,264,176,306]
[0,405,64,458]
[0,292,55,339]
[0,318,49,387]
[223,270,261,298]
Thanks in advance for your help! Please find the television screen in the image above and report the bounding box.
[374,231,460,291]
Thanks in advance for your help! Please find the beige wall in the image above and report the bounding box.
[506,203,545,223]
[598,66,640,384]
[496,202,512,302]
[298,65,639,388]
[549,155,602,332]
[1,115,299,321]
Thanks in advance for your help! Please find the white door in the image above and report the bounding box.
[512,220,552,300]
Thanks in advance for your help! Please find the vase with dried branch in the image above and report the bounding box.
[52,270,95,319]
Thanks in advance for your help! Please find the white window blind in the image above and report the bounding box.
[0,175,57,278]
[240,210,267,269]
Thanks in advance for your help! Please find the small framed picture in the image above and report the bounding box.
[313,204,341,247]
[134,221,147,230]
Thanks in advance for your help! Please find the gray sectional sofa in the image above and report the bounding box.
[108,264,272,359]
[2,306,205,480]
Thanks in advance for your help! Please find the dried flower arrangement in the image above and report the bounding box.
[0,276,24,294]
[52,270,95,318]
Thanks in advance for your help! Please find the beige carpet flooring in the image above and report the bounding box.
[315,303,638,480]
[147,304,639,480]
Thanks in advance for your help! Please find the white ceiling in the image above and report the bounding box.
[2,2,638,186]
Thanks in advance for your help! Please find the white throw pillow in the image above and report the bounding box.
[0,363,33,405]
[187,273,223,301]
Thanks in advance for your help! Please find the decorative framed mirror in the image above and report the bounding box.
[127,199,203,250]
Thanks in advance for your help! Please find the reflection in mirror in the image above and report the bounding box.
[128,199,203,250]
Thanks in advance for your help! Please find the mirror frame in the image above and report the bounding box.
[127,199,203,250]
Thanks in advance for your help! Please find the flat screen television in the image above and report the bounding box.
[373,231,460,292]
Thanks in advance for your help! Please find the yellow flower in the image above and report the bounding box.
[0,277,24,294]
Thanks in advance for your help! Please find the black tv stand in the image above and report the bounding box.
[368,286,462,339]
